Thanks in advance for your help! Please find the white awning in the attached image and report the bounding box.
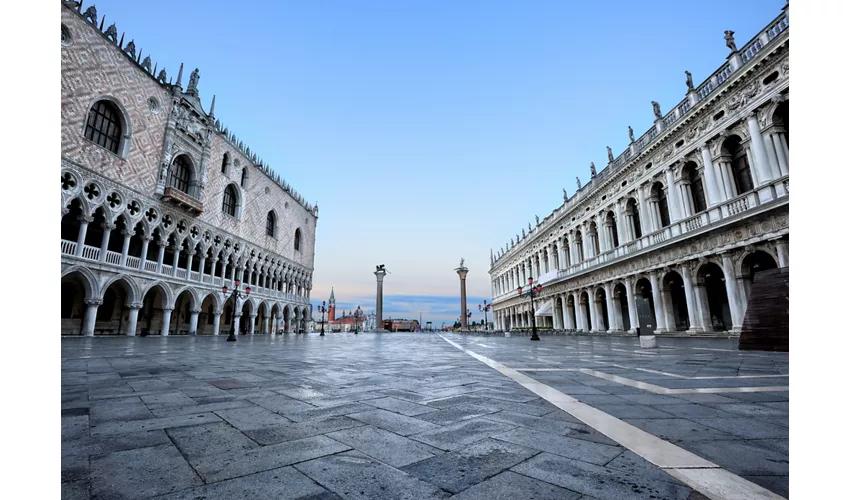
[535,300,554,317]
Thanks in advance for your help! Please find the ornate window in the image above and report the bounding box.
[222,185,237,216]
[241,167,248,187]
[651,182,670,228]
[168,155,192,194]
[723,136,754,195]
[266,211,276,237]
[221,153,229,174]
[294,228,302,251]
[84,100,122,154]
[689,168,707,213]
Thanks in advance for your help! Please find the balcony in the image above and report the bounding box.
[162,187,203,214]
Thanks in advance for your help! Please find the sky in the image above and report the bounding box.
[88,0,784,324]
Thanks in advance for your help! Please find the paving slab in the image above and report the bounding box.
[492,427,622,465]
[90,412,221,436]
[245,416,365,445]
[688,417,789,439]
[410,418,517,451]
[402,438,539,494]
[511,452,693,500]
[214,405,292,431]
[327,425,438,467]
[363,397,440,416]
[449,470,581,500]
[90,444,202,499]
[294,451,450,500]
[189,435,351,483]
[166,422,259,458]
[347,409,439,436]
[61,479,90,500]
[154,466,337,500]
[419,403,499,425]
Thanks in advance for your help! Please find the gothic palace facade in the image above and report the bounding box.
[488,5,789,336]
[60,1,318,336]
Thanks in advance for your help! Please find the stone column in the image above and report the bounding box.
[614,201,626,244]
[139,236,152,271]
[563,294,574,330]
[692,280,713,333]
[155,241,166,274]
[586,290,599,332]
[456,267,469,330]
[212,309,222,336]
[665,168,682,223]
[557,243,566,270]
[720,253,745,331]
[678,181,694,218]
[774,239,789,267]
[680,265,702,333]
[747,113,776,186]
[119,230,133,267]
[81,298,102,337]
[160,306,174,336]
[624,277,638,333]
[198,255,207,282]
[604,283,620,332]
[75,215,93,257]
[637,185,651,234]
[188,308,200,336]
[375,267,387,331]
[125,302,141,336]
[248,313,257,335]
[186,251,195,279]
[770,133,789,176]
[171,246,180,276]
[700,145,723,206]
[98,223,115,263]
[648,272,667,332]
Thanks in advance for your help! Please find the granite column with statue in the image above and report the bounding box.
[374,266,387,332]
[456,259,469,331]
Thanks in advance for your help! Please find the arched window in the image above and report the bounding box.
[294,228,302,251]
[723,136,754,195]
[651,182,670,228]
[266,211,276,237]
[684,163,707,213]
[241,168,248,187]
[221,153,229,174]
[84,100,122,154]
[168,155,192,194]
[222,184,237,216]
[626,198,641,239]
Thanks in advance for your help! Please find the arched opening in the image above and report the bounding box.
[595,288,609,331]
[223,184,238,217]
[240,300,253,335]
[61,272,90,335]
[588,222,600,256]
[168,154,193,195]
[650,182,670,228]
[271,304,281,334]
[722,135,754,195]
[741,251,778,301]
[661,271,689,331]
[554,296,564,330]
[266,211,276,237]
[635,277,657,330]
[140,285,168,336]
[773,101,789,146]
[567,295,577,330]
[574,230,584,262]
[126,220,145,261]
[283,305,292,333]
[171,290,195,336]
[84,207,108,249]
[626,198,642,239]
[146,228,165,265]
[580,291,592,331]
[300,308,308,333]
[606,211,619,248]
[61,199,84,245]
[257,302,269,335]
[199,293,218,335]
[85,100,123,155]
[682,162,706,214]
[294,228,302,252]
[561,237,571,267]
[240,167,248,188]
[96,279,135,335]
[613,283,630,331]
[696,263,732,332]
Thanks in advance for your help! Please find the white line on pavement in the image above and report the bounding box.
[438,334,786,500]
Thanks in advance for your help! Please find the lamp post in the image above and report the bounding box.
[479,300,491,331]
[317,301,327,336]
[518,277,543,341]
[221,279,251,342]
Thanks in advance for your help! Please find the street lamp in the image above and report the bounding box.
[317,301,327,336]
[221,279,251,342]
[479,300,491,332]
[518,277,543,341]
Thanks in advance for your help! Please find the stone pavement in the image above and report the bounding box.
[61,332,788,499]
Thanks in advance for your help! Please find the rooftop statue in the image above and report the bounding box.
[629,125,635,143]
[188,68,200,94]
[535,215,540,225]
[685,70,694,91]
[724,30,737,52]
[459,258,465,268]
[376,264,386,272]
[607,146,614,163]
[576,176,581,189]
[563,187,568,202]
[652,101,663,120]
[83,5,97,24]
[590,162,597,177]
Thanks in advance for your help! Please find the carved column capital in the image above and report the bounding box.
[83,299,103,307]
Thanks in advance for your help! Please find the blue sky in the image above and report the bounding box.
[88,0,784,323]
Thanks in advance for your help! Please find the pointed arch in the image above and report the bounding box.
[101,274,141,305]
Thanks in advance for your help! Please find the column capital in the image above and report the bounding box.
[127,302,143,309]
[83,299,103,306]
[213,309,223,316]
[122,229,136,237]
[102,222,117,231]
[78,215,94,224]
[249,313,258,318]
[190,308,201,314]
[162,306,175,312]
